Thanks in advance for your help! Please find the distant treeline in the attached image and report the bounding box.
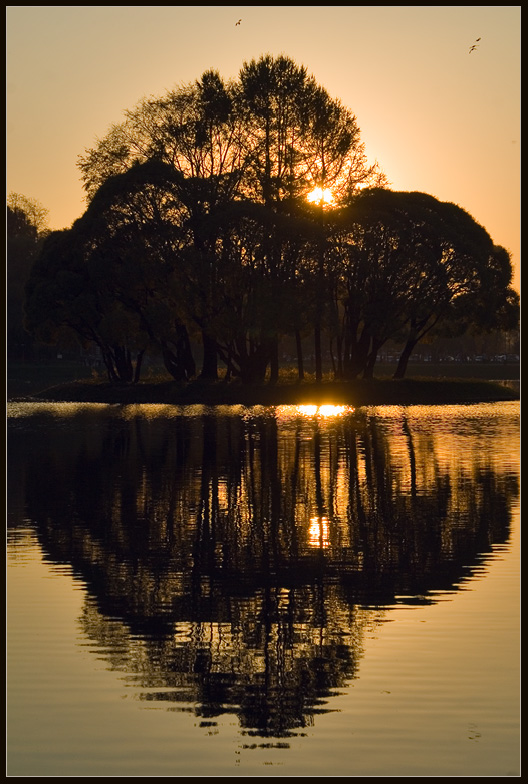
[12,56,518,383]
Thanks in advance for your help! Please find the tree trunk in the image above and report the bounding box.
[329,336,336,378]
[335,333,343,380]
[240,353,268,384]
[177,324,196,379]
[314,324,322,382]
[161,327,196,381]
[199,331,218,380]
[363,337,384,379]
[114,345,134,383]
[295,330,304,381]
[161,343,186,381]
[102,348,118,383]
[102,344,134,384]
[133,349,145,384]
[269,336,279,385]
[394,337,419,379]
[343,327,369,380]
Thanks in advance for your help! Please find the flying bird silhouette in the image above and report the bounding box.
[469,37,481,53]
[235,19,241,26]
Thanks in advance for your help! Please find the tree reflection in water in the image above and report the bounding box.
[9,403,519,738]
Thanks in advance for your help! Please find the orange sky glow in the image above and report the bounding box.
[6,6,520,291]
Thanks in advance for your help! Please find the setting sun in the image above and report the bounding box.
[307,186,334,205]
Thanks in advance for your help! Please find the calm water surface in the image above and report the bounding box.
[7,401,520,776]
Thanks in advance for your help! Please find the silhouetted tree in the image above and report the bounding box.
[24,226,148,383]
[390,197,515,378]
[78,69,248,380]
[77,56,386,383]
[328,190,431,379]
[29,56,514,387]
[237,55,387,380]
[72,161,198,381]
[322,189,516,380]
[7,194,49,360]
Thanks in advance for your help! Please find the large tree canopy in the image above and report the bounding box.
[78,56,386,207]
[24,56,518,383]
[325,189,516,379]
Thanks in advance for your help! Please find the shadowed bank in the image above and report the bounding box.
[22,375,519,407]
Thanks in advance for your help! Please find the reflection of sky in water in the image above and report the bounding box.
[7,401,112,418]
[7,402,354,420]
[6,401,520,775]
[7,401,519,482]
[8,400,519,421]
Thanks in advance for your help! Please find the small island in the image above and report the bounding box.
[25,375,518,408]
[9,54,519,414]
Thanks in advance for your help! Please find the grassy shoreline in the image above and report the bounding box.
[7,360,519,406]
[12,375,519,407]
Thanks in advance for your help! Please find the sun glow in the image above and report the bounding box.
[275,404,352,419]
[307,186,334,205]
[308,516,331,549]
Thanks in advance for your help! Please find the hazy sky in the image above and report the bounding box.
[6,6,521,290]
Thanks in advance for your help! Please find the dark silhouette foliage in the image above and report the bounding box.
[23,56,518,383]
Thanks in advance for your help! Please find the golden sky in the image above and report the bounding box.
[6,6,520,291]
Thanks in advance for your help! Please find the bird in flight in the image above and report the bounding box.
[235,19,241,26]
[469,37,481,53]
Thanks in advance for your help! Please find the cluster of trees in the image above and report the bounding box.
[22,55,518,383]
[7,193,50,360]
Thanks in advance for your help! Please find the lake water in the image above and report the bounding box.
[7,400,520,776]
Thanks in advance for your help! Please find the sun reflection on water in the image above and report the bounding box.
[276,404,352,419]
[308,516,331,549]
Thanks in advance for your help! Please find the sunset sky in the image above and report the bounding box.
[6,5,520,291]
